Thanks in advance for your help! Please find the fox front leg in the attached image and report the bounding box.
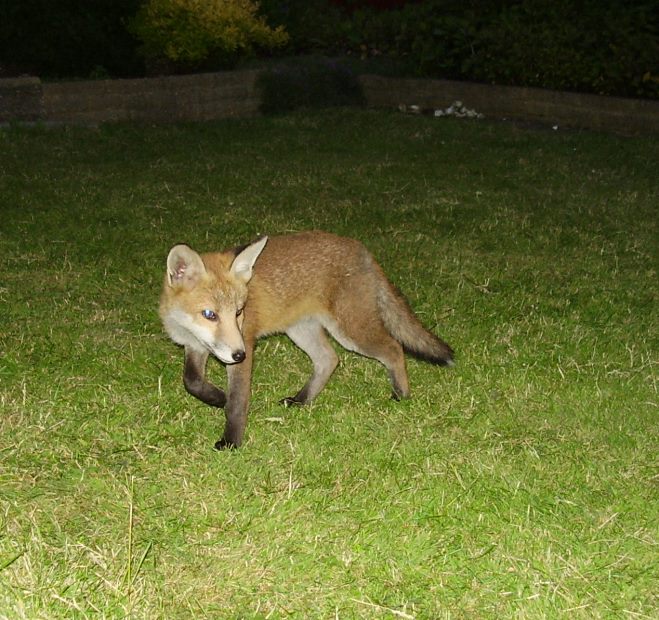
[183,348,227,408]
[215,345,254,450]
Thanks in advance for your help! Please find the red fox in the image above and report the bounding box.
[160,231,454,449]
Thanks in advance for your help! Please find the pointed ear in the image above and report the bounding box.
[230,236,268,284]
[166,244,206,288]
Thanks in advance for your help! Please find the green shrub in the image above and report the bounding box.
[348,0,656,98]
[370,1,491,77]
[257,57,365,114]
[467,0,659,98]
[258,0,347,55]
[130,0,289,71]
[259,0,659,99]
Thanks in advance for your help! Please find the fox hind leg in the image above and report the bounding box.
[324,314,410,401]
[282,319,339,406]
[356,331,410,401]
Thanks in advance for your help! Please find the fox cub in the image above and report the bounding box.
[160,231,453,448]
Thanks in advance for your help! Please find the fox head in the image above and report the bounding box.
[160,237,268,364]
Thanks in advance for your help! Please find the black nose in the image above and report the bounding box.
[232,350,246,363]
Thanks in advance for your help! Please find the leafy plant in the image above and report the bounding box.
[130,0,289,71]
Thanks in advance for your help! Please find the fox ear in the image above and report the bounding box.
[166,244,206,288]
[230,236,268,284]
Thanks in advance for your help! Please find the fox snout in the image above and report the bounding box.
[210,339,247,365]
[210,347,245,365]
[231,350,246,363]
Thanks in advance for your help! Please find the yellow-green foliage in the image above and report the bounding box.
[131,0,288,65]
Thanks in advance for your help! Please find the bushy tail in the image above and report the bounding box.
[374,265,454,366]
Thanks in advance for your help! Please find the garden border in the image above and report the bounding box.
[1,70,657,135]
[360,75,659,136]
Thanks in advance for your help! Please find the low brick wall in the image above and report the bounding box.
[1,71,260,125]
[0,77,44,122]
[2,70,658,135]
[42,71,260,124]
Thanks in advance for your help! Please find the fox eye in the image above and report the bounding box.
[201,309,217,321]
[236,308,244,317]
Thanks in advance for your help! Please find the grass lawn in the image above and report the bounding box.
[0,109,657,619]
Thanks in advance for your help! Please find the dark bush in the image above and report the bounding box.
[260,0,659,99]
[257,56,365,114]
[258,1,347,55]
[466,0,659,98]
[0,0,144,78]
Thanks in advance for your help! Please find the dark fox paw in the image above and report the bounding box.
[279,396,304,407]
[214,437,237,450]
[390,389,410,402]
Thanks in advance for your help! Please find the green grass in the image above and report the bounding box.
[0,109,657,619]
